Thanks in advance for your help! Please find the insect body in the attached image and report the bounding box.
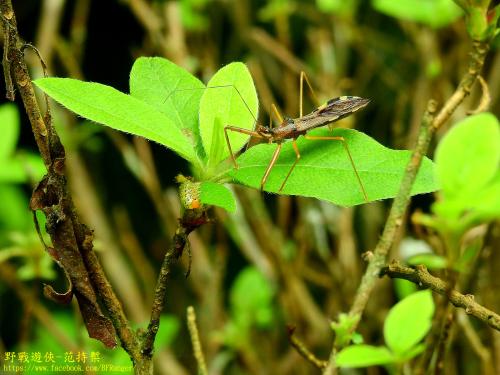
[224,84,370,201]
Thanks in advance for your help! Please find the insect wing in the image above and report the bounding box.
[317,96,370,121]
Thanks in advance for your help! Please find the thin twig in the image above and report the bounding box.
[380,261,500,331]
[287,326,328,370]
[432,41,489,130]
[187,306,208,375]
[467,75,491,114]
[141,208,209,357]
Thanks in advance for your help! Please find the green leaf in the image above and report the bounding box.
[0,103,19,160]
[33,77,197,164]
[372,0,463,28]
[129,57,206,159]
[200,181,236,212]
[466,171,500,219]
[384,290,434,356]
[435,112,500,199]
[433,171,500,230]
[230,128,438,207]
[336,345,395,367]
[199,62,258,168]
[407,253,448,270]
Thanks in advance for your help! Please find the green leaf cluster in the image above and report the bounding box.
[34,58,258,211]
[34,57,438,210]
[411,113,500,267]
[336,290,435,368]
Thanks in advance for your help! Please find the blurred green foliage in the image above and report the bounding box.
[217,267,275,349]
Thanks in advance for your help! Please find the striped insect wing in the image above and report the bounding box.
[317,96,370,121]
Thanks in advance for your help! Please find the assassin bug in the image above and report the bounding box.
[224,72,370,202]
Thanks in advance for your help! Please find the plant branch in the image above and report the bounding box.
[0,0,141,367]
[141,207,209,357]
[380,261,500,331]
[432,40,489,130]
[346,99,437,324]
[323,39,490,374]
[347,39,489,329]
[287,326,328,370]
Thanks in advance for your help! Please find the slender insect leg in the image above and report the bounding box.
[261,143,283,191]
[304,135,369,202]
[271,103,284,124]
[224,126,264,168]
[278,139,301,192]
[299,71,320,117]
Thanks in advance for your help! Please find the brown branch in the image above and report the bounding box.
[0,0,142,368]
[432,40,489,130]
[287,326,328,370]
[141,207,209,357]
[380,261,500,331]
[1,2,211,373]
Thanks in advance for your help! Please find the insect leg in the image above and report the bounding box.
[224,126,264,168]
[261,143,283,191]
[271,103,284,124]
[278,139,301,192]
[299,71,320,117]
[304,135,368,202]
